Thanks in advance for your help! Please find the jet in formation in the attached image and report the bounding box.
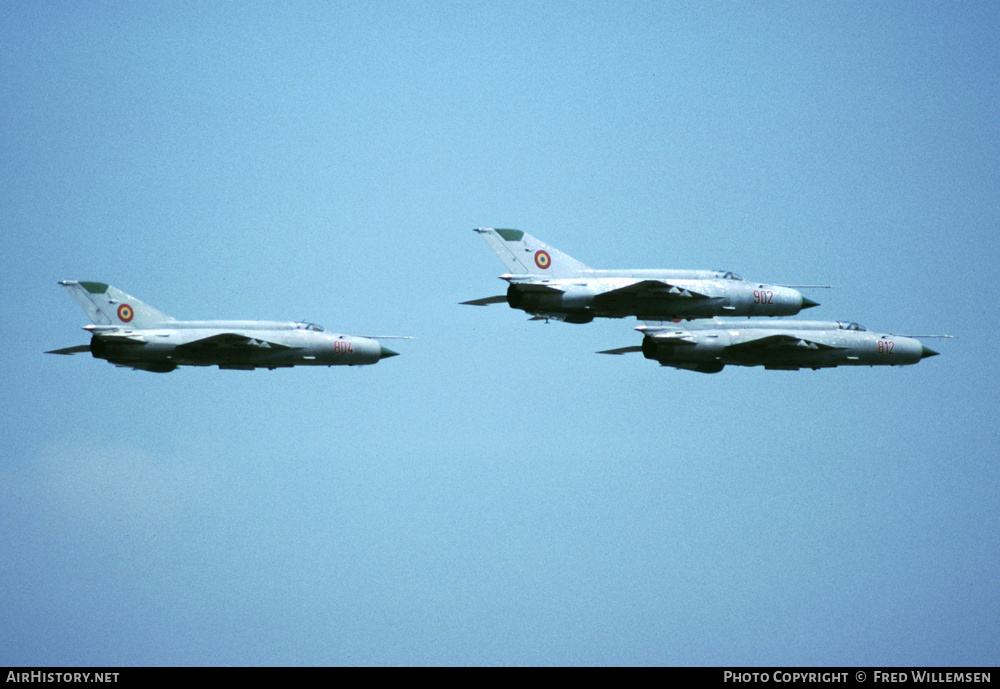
[462,228,823,323]
[47,281,404,372]
[599,319,944,373]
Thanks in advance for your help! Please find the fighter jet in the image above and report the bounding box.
[462,228,823,323]
[47,281,404,372]
[599,319,946,373]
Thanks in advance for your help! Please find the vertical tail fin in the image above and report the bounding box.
[58,281,175,328]
[473,228,592,278]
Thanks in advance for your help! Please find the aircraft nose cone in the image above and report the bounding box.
[921,346,939,359]
[379,346,399,359]
[801,297,820,310]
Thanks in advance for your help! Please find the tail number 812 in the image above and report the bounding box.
[877,340,895,354]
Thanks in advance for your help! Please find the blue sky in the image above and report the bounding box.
[2,1,997,666]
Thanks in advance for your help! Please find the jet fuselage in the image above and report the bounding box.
[504,270,809,323]
[49,281,401,372]
[633,320,936,373]
[465,228,818,324]
[85,322,391,372]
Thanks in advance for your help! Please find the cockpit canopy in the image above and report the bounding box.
[296,322,325,332]
[837,321,867,331]
[715,271,745,281]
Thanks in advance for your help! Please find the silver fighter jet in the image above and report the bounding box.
[463,228,822,323]
[599,319,946,373]
[47,281,404,372]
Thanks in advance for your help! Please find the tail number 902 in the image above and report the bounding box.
[753,290,774,304]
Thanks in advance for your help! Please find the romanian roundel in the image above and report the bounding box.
[534,250,552,270]
[117,304,134,323]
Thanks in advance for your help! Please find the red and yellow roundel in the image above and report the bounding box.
[534,250,552,270]
[117,304,134,323]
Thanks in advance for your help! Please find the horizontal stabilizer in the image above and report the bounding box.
[648,332,698,346]
[597,346,643,355]
[96,332,148,345]
[46,344,91,355]
[501,281,565,295]
[460,295,508,306]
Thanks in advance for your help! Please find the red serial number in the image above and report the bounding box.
[753,290,774,304]
[334,341,354,354]
[877,340,895,354]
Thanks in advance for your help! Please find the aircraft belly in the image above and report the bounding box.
[91,333,383,368]
[650,333,845,369]
[596,296,727,319]
[91,337,161,364]
[724,348,841,369]
[646,339,725,365]
[175,348,296,368]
